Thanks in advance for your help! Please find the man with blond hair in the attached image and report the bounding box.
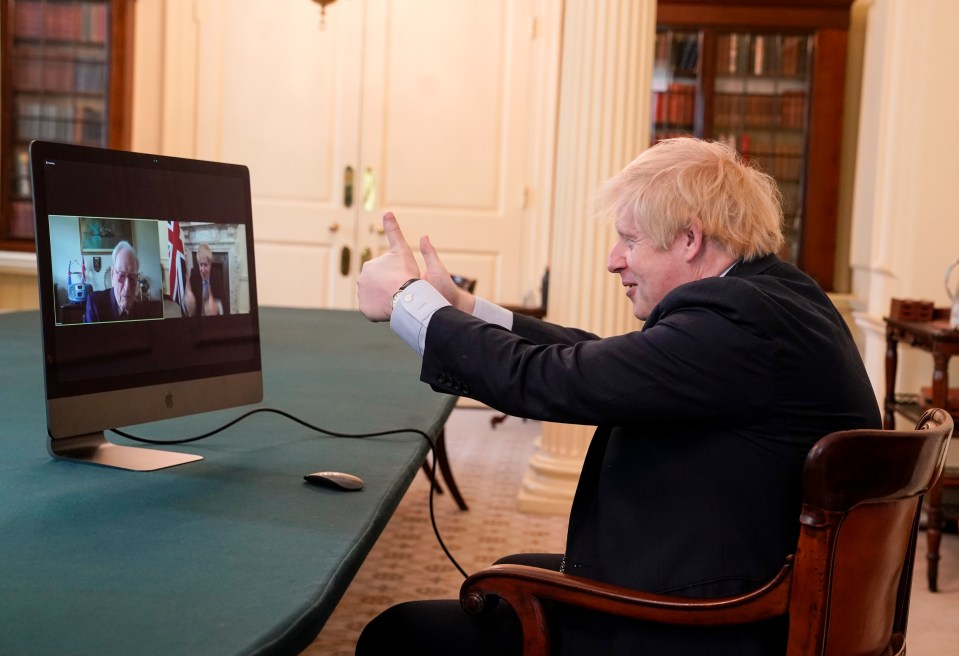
[185,243,224,316]
[355,138,880,655]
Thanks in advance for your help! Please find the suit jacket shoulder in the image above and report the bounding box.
[84,289,118,323]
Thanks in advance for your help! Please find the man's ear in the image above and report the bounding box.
[682,220,705,262]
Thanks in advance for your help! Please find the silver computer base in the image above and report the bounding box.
[48,432,202,471]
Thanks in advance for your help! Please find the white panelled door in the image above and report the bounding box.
[214,0,363,308]
[192,0,542,308]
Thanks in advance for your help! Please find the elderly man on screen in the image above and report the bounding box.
[84,240,153,323]
[354,138,881,656]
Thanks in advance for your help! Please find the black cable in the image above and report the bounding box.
[110,407,470,579]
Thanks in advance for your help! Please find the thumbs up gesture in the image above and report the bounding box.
[357,212,421,321]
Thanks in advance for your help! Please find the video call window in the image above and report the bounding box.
[48,215,250,326]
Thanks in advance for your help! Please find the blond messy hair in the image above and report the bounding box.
[197,243,213,263]
[596,138,784,261]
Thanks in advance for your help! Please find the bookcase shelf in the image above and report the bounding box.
[652,0,853,292]
[0,0,134,250]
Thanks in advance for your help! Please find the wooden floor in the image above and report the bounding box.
[305,408,959,655]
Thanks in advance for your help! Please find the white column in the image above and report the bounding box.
[850,0,959,416]
[518,0,656,514]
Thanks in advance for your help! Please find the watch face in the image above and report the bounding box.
[392,279,418,309]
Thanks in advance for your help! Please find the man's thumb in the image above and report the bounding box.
[420,235,446,273]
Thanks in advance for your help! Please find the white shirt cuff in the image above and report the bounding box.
[473,295,513,330]
[390,280,450,355]
[389,280,515,355]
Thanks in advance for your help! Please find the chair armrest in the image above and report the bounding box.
[460,559,793,626]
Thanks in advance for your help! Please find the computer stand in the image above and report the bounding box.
[48,432,203,471]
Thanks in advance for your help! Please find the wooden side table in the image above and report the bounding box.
[884,309,959,591]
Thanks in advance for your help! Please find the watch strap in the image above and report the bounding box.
[392,278,420,309]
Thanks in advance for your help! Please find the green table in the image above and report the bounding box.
[0,307,454,655]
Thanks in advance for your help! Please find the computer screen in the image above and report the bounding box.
[30,140,263,470]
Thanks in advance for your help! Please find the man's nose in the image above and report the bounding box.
[608,242,624,273]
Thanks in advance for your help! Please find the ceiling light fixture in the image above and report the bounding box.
[311,0,337,30]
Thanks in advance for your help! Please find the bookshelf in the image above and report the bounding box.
[652,0,853,291]
[0,0,134,251]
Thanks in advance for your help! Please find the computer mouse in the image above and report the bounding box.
[303,471,364,491]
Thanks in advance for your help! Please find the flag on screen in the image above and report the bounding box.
[168,221,186,312]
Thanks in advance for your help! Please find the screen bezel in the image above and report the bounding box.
[31,140,263,440]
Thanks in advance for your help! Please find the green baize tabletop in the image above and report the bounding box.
[0,307,455,655]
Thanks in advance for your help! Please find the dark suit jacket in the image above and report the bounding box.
[421,255,881,655]
[84,289,161,323]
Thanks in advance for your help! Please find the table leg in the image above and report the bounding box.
[435,428,469,511]
[926,479,945,592]
[421,460,445,495]
[927,351,951,591]
[420,428,469,511]
[884,330,898,430]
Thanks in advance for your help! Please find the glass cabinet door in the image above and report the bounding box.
[711,31,813,265]
[651,30,701,143]
[649,28,815,272]
[2,0,116,243]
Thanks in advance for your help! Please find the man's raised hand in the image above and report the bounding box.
[356,212,421,321]
[420,235,475,314]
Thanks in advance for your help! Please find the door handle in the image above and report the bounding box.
[344,166,354,208]
[363,167,376,211]
[340,245,351,276]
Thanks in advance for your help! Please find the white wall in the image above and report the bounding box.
[3,0,959,424]
[850,0,959,412]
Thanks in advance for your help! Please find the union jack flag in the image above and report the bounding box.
[168,221,187,312]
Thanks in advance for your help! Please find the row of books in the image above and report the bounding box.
[15,99,106,146]
[652,83,696,127]
[14,0,109,44]
[781,185,801,217]
[656,31,809,79]
[13,149,32,198]
[715,33,809,78]
[651,130,695,145]
[713,90,807,130]
[654,31,699,74]
[653,88,807,131]
[714,132,805,181]
[12,50,108,94]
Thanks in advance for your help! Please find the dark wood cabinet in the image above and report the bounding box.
[0,0,134,251]
[653,0,852,291]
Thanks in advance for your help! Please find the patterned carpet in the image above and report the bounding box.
[302,408,566,656]
[301,407,959,655]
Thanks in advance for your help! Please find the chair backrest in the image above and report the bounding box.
[787,408,953,655]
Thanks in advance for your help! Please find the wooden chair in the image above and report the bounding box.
[460,409,954,655]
